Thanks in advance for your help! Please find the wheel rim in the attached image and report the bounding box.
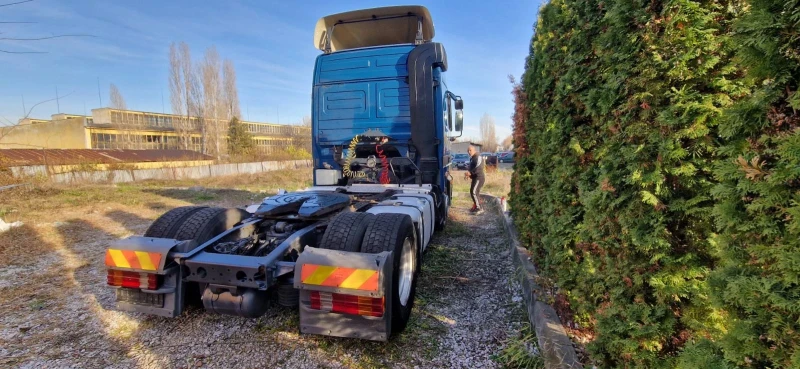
[398,236,415,306]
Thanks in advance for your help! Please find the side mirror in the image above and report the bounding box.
[455,110,464,132]
[455,99,463,110]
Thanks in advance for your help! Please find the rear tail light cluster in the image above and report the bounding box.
[107,269,159,290]
[310,291,384,317]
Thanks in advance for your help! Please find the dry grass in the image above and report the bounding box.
[451,167,512,198]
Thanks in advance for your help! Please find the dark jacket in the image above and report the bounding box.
[469,153,485,179]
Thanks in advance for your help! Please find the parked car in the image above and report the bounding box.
[499,151,515,163]
[481,152,498,167]
[452,153,470,170]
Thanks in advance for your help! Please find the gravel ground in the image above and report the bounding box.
[0,192,534,369]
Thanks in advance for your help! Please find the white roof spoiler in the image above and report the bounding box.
[313,5,435,53]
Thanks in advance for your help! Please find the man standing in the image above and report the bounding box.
[464,145,485,214]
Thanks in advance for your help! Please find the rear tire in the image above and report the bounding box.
[318,212,375,252]
[173,207,250,306]
[361,213,418,335]
[173,207,250,250]
[144,206,207,239]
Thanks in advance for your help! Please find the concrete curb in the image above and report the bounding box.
[480,194,583,369]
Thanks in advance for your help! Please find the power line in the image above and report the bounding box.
[0,0,34,8]
[0,34,94,41]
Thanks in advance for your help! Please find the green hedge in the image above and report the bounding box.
[707,0,800,366]
[510,0,800,367]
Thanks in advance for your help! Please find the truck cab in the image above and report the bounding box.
[310,5,464,228]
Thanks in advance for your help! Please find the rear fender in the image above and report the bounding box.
[294,246,393,341]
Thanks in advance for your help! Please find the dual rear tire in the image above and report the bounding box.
[145,206,250,305]
[318,211,419,335]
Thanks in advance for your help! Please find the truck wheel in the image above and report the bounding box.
[435,202,448,231]
[318,212,375,252]
[143,206,208,239]
[173,207,249,306]
[361,213,418,335]
[173,207,250,251]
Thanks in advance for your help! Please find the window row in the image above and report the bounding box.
[109,112,201,130]
[90,132,202,150]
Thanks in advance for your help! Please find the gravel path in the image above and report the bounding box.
[0,196,532,368]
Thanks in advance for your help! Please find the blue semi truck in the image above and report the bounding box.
[103,5,464,341]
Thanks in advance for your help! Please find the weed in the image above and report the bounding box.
[494,324,544,369]
[29,299,46,311]
[193,193,216,202]
[443,220,469,237]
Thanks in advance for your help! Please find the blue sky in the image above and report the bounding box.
[0,0,541,140]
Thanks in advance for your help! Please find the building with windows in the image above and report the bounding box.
[1,108,310,154]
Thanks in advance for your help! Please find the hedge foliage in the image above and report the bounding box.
[510,0,800,367]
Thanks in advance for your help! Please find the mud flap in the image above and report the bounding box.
[105,236,196,318]
[294,246,393,341]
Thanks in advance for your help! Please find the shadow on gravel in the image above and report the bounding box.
[146,201,169,211]
[0,219,161,367]
[105,210,152,236]
[144,188,265,206]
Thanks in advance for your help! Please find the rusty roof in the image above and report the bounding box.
[0,149,213,167]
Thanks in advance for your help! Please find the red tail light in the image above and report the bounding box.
[309,291,384,317]
[107,269,159,290]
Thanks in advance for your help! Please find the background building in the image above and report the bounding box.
[451,141,483,154]
[0,108,310,154]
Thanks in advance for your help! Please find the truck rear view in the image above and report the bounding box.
[102,5,465,342]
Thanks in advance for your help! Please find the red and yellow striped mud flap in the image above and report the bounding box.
[105,249,162,271]
[294,246,394,341]
[300,265,380,292]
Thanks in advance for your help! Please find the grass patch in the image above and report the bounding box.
[451,169,512,198]
[493,323,544,369]
[443,220,470,237]
[193,193,216,202]
[0,205,14,218]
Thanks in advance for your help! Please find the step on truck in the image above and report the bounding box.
[103,5,465,341]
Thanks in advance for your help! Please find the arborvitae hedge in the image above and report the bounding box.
[706,0,800,366]
[509,0,799,366]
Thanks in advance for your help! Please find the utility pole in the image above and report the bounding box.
[97,77,102,106]
[55,86,60,113]
[21,94,26,117]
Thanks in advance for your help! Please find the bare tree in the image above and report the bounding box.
[501,135,513,150]
[108,83,131,147]
[109,84,127,110]
[169,42,201,151]
[168,43,186,149]
[222,59,241,120]
[301,115,312,127]
[479,113,498,152]
[200,46,224,159]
